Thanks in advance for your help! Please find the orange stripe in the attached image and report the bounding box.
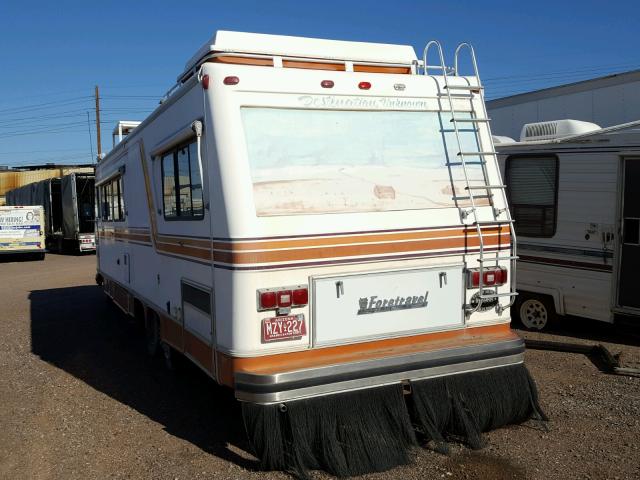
[184,329,214,373]
[215,234,510,265]
[212,226,510,251]
[216,323,515,387]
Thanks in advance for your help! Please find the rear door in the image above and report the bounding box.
[617,158,640,309]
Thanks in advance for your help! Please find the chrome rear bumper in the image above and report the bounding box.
[235,337,524,404]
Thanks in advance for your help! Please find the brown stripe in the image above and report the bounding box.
[519,255,613,272]
[216,323,515,387]
[160,315,184,350]
[184,329,214,373]
[215,234,511,265]
[354,64,411,74]
[213,226,510,251]
[156,241,212,261]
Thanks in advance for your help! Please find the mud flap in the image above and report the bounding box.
[410,364,547,452]
[242,384,416,478]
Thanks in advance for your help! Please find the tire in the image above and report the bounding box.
[145,311,160,356]
[514,293,556,331]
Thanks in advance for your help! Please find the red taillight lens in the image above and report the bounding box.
[467,268,508,288]
[321,80,334,88]
[276,290,293,308]
[201,74,210,89]
[292,287,308,306]
[223,76,239,85]
[358,81,371,90]
[259,291,277,309]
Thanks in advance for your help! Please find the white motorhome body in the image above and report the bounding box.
[95,31,543,475]
[0,205,45,258]
[497,119,640,327]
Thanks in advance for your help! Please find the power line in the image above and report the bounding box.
[0,96,93,115]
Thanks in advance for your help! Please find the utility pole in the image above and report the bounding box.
[86,111,95,163]
[94,85,102,160]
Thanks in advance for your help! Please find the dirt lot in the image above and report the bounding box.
[1,254,639,479]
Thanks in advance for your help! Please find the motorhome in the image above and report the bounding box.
[496,119,640,330]
[6,173,96,252]
[0,205,45,259]
[95,31,544,476]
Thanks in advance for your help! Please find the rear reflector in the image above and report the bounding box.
[321,80,334,88]
[223,76,239,85]
[358,81,371,90]
[467,268,508,288]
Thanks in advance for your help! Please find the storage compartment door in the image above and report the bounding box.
[312,265,464,347]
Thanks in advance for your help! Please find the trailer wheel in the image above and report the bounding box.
[515,294,556,331]
[145,310,160,356]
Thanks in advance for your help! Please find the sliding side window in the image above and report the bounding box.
[161,139,204,220]
[505,155,558,237]
[99,174,125,222]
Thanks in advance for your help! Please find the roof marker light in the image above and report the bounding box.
[223,76,239,85]
[321,80,334,88]
[358,81,371,90]
[201,74,210,89]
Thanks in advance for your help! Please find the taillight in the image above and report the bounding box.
[292,287,308,306]
[259,291,277,310]
[321,80,334,88]
[223,76,239,85]
[467,268,508,288]
[358,81,371,90]
[257,285,309,311]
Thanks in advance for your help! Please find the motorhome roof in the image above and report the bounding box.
[183,30,418,77]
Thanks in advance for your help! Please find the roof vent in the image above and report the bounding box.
[520,119,600,142]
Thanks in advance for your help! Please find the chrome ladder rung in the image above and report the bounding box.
[444,85,484,91]
[477,256,519,262]
[437,92,474,98]
[479,292,518,300]
[465,185,506,190]
[457,151,496,156]
[451,117,491,123]
[473,220,514,225]
[451,195,491,201]
[446,161,486,166]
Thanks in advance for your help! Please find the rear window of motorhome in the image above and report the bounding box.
[161,140,204,220]
[505,156,558,237]
[99,175,125,222]
[241,108,487,216]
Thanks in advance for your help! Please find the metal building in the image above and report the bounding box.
[487,70,640,139]
[0,164,94,206]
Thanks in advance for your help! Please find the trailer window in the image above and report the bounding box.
[241,107,487,216]
[505,156,558,237]
[99,175,125,222]
[161,139,204,220]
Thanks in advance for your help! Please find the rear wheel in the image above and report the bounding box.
[515,294,556,331]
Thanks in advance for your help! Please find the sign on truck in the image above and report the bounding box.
[0,206,45,259]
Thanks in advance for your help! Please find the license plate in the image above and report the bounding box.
[262,314,306,343]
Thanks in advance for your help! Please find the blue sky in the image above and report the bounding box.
[0,0,638,167]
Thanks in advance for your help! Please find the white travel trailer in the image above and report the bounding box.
[496,119,640,330]
[96,31,544,476]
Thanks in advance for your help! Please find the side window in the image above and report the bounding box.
[99,175,125,222]
[161,139,204,220]
[506,156,558,237]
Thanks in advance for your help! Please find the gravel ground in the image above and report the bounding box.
[0,254,639,479]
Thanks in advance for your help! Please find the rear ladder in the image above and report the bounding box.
[422,41,518,315]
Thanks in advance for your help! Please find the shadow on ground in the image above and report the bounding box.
[29,285,259,471]
[513,313,640,348]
